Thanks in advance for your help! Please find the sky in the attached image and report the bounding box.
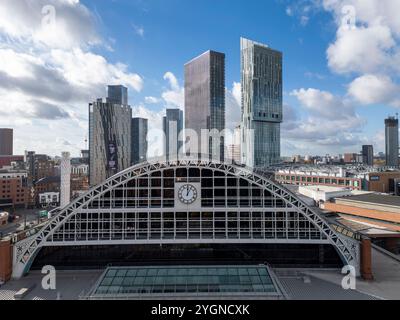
[1,0,400,157]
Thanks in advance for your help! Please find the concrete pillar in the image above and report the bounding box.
[60,152,71,208]
[360,238,373,281]
[0,238,12,282]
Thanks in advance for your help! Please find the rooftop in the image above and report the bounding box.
[338,193,400,207]
[85,265,285,300]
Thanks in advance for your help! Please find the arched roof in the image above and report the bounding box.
[13,158,359,278]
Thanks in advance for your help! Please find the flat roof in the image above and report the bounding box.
[337,193,400,207]
[86,265,284,300]
[299,185,350,192]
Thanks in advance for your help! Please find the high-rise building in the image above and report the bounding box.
[240,38,283,169]
[385,116,399,167]
[131,118,148,165]
[185,50,225,161]
[362,145,374,166]
[106,85,128,105]
[89,87,132,186]
[0,128,13,155]
[163,109,183,161]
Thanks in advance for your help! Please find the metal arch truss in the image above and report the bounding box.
[13,159,359,278]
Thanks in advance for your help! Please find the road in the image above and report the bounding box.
[0,208,43,238]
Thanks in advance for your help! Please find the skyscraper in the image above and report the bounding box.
[0,128,13,155]
[89,86,132,186]
[185,50,225,161]
[163,109,183,161]
[385,116,399,167]
[362,145,374,166]
[240,37,283,169]
[107,85,128,105]
[131,118,148,165]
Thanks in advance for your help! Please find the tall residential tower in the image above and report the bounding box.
[163,108,183,161]
[185,50,225,161]
[89,85,132,186]
[131,117,148,165]
[385,116,399,167]
[240,38,282,169]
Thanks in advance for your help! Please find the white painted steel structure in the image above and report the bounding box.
[60,152,71,208]
[12,158,360,279]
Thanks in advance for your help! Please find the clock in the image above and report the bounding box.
[178,184,198,205]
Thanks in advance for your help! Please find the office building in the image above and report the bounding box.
[362,145,374,166]
[185,50,225,161]
[131,118,148,165]
[0,171,28,208]
[385,117,399,167]
[0,129,13,155]
[240,38,283,169]
[163,109,183,160]
[89,87,132,186]
[344,153,358,164]
[106,85,128,105]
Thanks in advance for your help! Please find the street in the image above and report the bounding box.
[0,208,43,238]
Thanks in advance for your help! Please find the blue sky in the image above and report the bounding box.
[1,0,399,157]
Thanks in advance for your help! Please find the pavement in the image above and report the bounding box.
[0,270,103,300]
[299,248,400,300]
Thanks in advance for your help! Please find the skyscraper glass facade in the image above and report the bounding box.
[107,85,128,105]
[185,50,225,161]
[131,118,148,165]
[240,38,282,169]
[362,145,374,166]
[89,95,132,186]
[163,109,183,160]
[385,117,399,167]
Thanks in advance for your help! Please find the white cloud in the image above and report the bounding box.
[327,22,395,74]
[290,88,356,119]
[321,0,400,75]
[348,74,400,107]
[145,96,161,104]
[284,87,366,152]
[0,0,100,49]
[0,0,143,156]
[225,82,242,131]
[162,72,184,109]
[133,25,145,38]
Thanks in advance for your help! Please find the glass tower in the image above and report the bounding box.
[89,89,132,186]
[185,50,225,161]
[163,109,183,161]
[385,117,399,167]
[106,85,128,105]
[131,118,148,165]
[362,145,374,166]
[240,38,282,169]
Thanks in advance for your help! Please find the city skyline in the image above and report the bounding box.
[1,0,399,158]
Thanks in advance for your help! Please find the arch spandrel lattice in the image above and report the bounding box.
[12,159,360,279]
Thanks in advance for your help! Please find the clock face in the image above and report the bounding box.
[178,184,198,205]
